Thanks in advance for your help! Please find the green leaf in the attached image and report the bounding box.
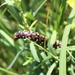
[29,20,37,30]
[30,42,40,62]
[67,0,75,9]
[69,9,75,18]
[68,9,75,24]
[0,29,14,46]
[5,0,15,6]
[46,62,57,75]
[33,0,47,16]
[0,67,18,75]
[23,58,32,66]
[8,6,23,25]
[59,25,71,75]
[25,12,35,20]
[40,52,50,65]
[50,30,57,45]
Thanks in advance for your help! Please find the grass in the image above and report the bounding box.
[0,0,75,75]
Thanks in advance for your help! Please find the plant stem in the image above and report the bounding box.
[7,48,27,70]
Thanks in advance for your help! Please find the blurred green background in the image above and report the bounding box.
[0,0,75,75]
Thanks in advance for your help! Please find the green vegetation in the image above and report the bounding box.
[0,0,75,75]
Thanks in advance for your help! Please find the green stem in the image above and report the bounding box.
[7,48,27,70]
[0,67,18,75]
[27,39,59,61]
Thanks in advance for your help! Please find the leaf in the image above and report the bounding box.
[30,42,40,62]
[23,58,32,66]
[69,9,75,18]
[71,24,75,29]
[29,20,37,30]
[5,0,15,6]
[7,49,25,70]
[0,67,18,75]
[8,6,23,25]
[59,25,71,75]
[33,0,47,16]
[67,0,75,9]
[25,12,35,20]
[29,61,37,75]
[19,24,25,29]
[68,9,75,29]
[0,29,14,46]
[50,30,57,45]
[46,62,57,75]
[40,52,50,65]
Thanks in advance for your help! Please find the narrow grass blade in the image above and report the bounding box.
[0,30,14,46]
[33,0,47,16]
[30,42,40,62]
[0,67,18,75]
[59,25,71,75]
[8,6,23,25]
[7,48,26,69]
[46,61,57,75]
[29,61,37,75]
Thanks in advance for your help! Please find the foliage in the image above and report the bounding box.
[0,0,75,75]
